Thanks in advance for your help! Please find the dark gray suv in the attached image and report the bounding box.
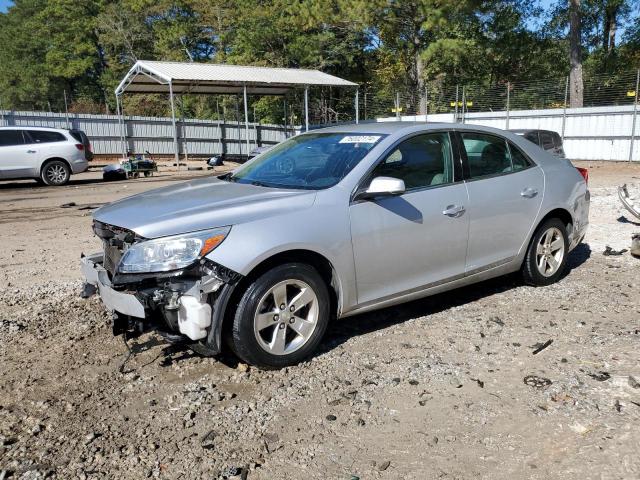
[510,129,565,158]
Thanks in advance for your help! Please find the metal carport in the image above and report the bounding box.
[115,60,359,162]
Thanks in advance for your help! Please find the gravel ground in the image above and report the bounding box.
[0,161,639,480]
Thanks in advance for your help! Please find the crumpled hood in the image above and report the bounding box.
[93,176,316,238]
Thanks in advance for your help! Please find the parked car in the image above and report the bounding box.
[82,123,589,368]
[248,145,273,159]
[510,129,566,158]
[0,127,90,185]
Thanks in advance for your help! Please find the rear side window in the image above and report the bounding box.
[371,132,454,190]
[0,130,25,146]
[26,130,66,143]
[508,142,534,171]
[461,132,512,178]
[540,132,554,150]
[70,130,88,144]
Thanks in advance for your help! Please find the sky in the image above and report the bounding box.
[0,0,13,13]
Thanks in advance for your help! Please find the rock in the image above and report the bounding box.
[326,414,337,421]
[377,460,391,471]
[237,363,249,373]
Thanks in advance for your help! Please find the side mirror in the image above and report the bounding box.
[355,176,405,201]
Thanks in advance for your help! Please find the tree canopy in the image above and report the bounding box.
[0,0,638,121]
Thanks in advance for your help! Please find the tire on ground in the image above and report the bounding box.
[229,263,330,369]
[522,217,569,286]
[40,159,71,186]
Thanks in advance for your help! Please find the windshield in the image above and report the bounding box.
[226,132,386,190]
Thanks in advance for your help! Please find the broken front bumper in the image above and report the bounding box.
[80,252,241,355]
[81,253,145,318]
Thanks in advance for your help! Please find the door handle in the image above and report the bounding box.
[521,187,538,198]
[27,149,37,154]
[442,204,465,218]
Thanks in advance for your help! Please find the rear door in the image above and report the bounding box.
[0,129,30,178]
[349,131,470,305]
[458,131,544,272]
[24,130,69,175]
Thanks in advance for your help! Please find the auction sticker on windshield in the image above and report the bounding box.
[339,135,382,144]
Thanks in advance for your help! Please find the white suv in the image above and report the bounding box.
[0,127,90,186]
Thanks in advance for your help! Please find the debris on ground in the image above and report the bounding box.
[618,184,640,220]
[631,233,640,258]
[588,371,611,382]
[60,201,76,208]
[523,375,552,389]
[531,339,553,355]
[603,246,628,256]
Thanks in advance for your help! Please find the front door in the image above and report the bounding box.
[459,131,544,272]
[349,131,470,305]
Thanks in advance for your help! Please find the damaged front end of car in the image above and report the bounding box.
[80,220,242,354]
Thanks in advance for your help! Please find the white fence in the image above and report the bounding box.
[381,104,640,161]
[0,110,297,157]
[4,105,640,161]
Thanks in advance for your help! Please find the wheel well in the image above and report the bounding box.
[538,208,573,230]
[226,250,340,326]
[40,157,71,175]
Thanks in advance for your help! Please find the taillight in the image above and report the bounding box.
[576,167,588,184]
[75,143,85,151]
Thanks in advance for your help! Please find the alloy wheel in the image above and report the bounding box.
[535,227,565,277]
[253,280,319,356]
[46,164,67,184]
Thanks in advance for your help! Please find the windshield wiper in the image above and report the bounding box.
[250,180,271,187]
[219,172,237,182]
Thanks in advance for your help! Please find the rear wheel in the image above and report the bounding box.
[41,160,70,186]
[229,263,330,368]
[522,218,569,286]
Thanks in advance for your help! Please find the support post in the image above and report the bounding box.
[424,84,428,123]
[461,86,466,124]
[168,82,179,167]
[629,69,640,162]
[562,76,569,141]
[304,86,309,132]
[63,89,70,129]
[115,94,126,159]
[284,98,289,138]
[506,82,511,130]
[216,98,223,156]
[396,92,400,120]
[243,84,250,157]
[355,88,359,124]
[454,85,459,122]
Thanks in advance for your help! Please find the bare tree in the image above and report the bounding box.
[569,0,583,107]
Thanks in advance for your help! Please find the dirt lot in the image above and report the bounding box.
[1,161,639,480]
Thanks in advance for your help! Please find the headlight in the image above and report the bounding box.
[118,226,231,273]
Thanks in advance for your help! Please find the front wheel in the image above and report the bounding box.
[229,263,330,368]
[41,160,70,186]
[522,218,569,286]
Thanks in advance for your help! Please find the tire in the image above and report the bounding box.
[229,263,330,368]
[522,218,569,286]
[40,160,70,186]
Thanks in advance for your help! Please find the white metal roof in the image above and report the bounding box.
[116,60,357,96]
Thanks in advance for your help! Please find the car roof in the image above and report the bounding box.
[309,121,520,137]
[0,126,72,133]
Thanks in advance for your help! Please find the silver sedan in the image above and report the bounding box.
[82,122,590,368]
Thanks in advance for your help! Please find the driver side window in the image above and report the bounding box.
[370,132,454,190]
